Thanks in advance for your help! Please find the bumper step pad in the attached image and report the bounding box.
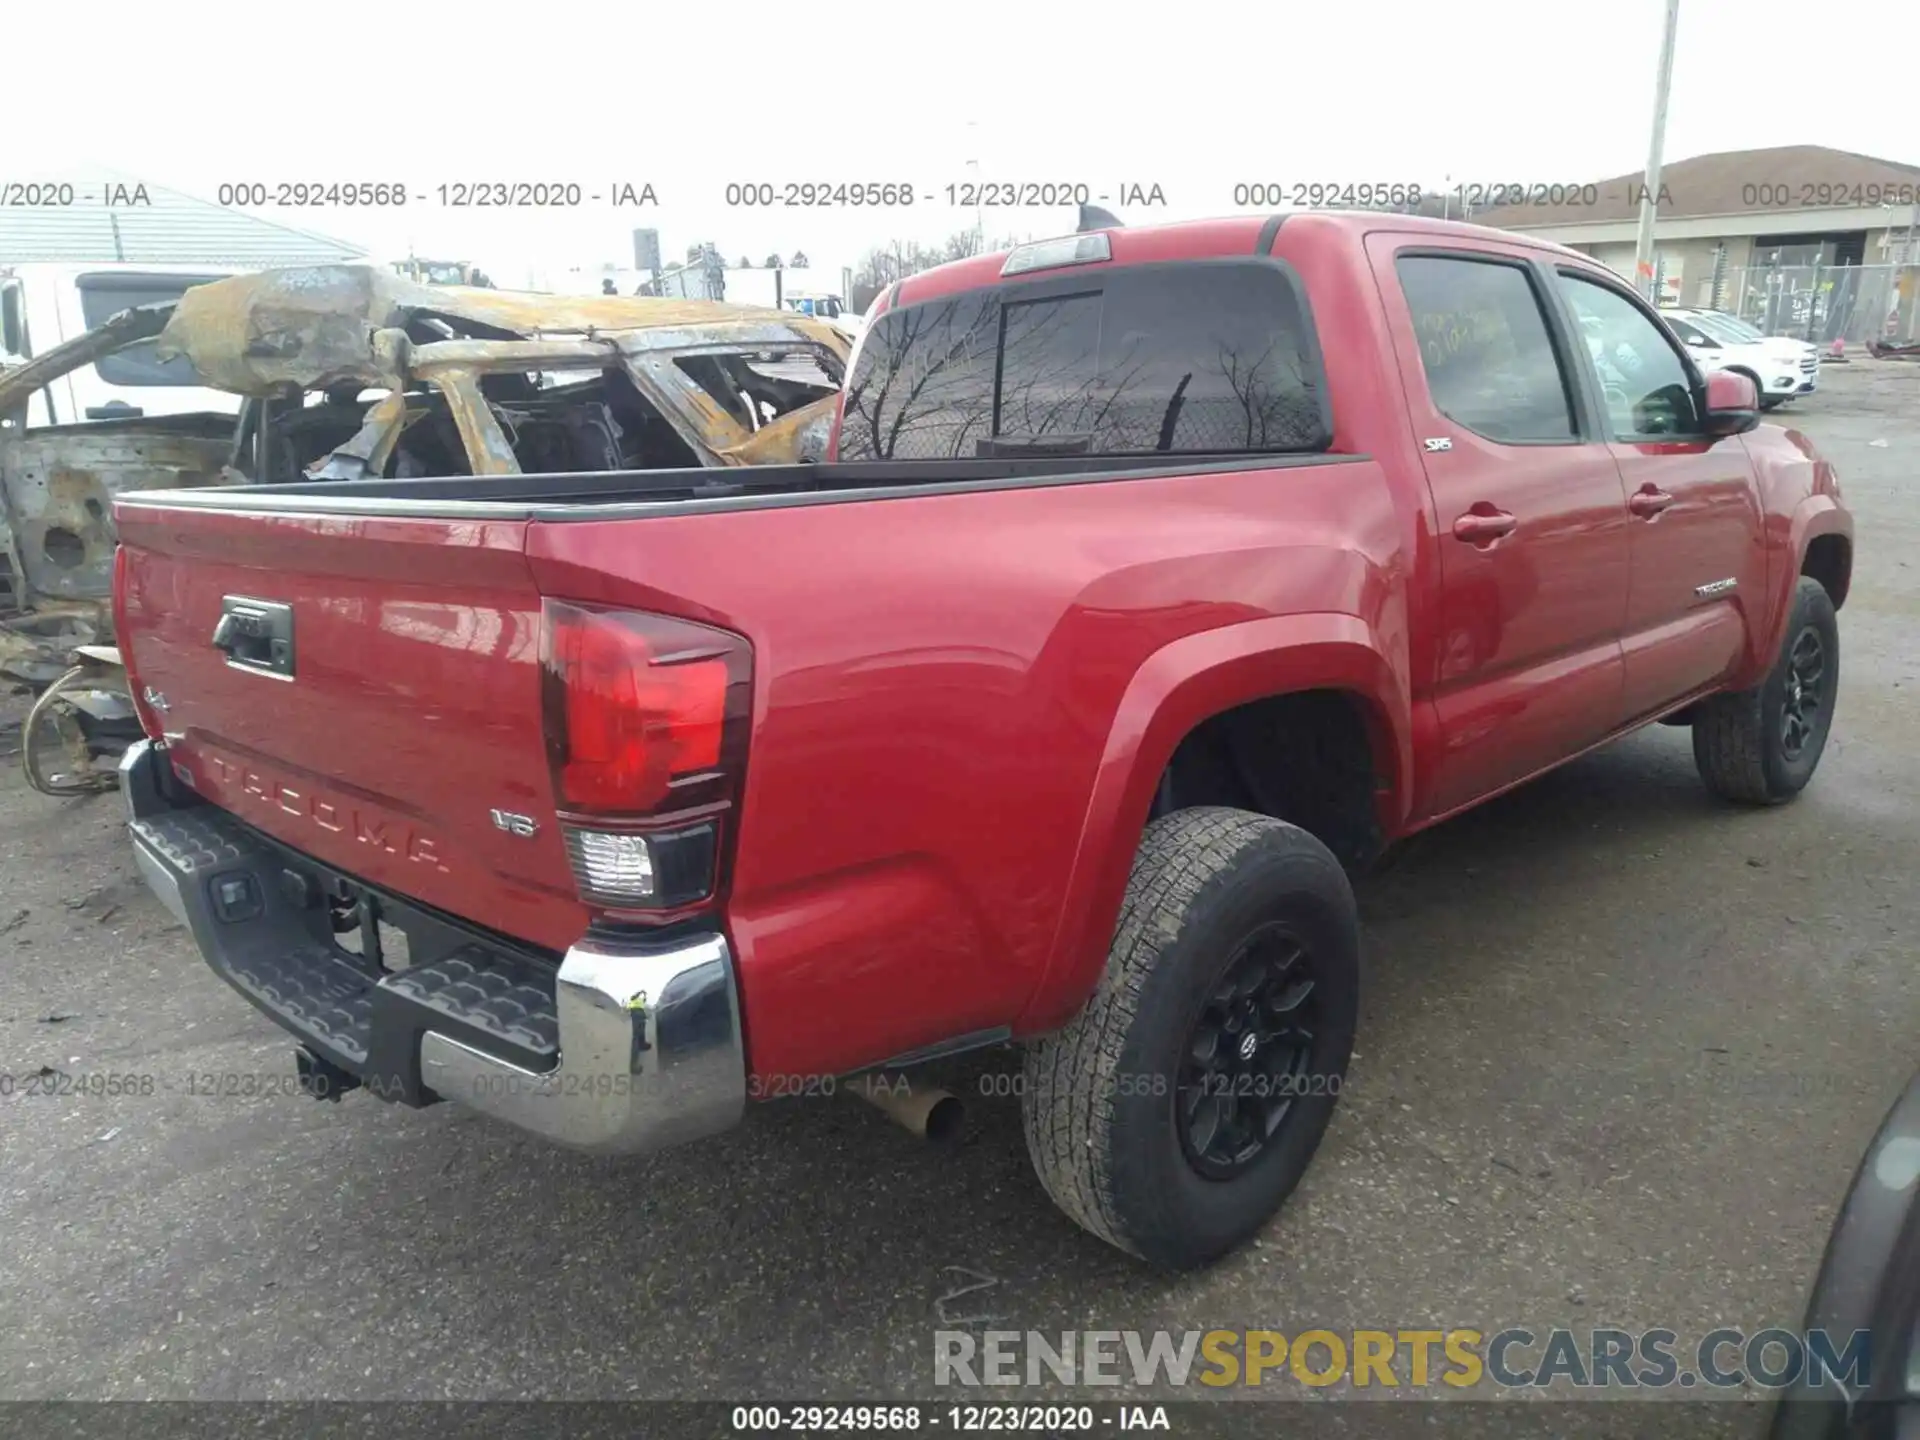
[228,941,377,1065]
[122,740,744,1154]
[128,808,560,1096]
[384,949,559,1063]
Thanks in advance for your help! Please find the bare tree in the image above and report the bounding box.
[849,230,1022,312]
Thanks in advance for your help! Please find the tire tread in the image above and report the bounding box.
[1021,807,1320,1257]
[1693,576,1835,805]
[1692,688,1774,803]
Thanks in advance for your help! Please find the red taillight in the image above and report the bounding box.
[540,601,752,912]
[553,618,725,811]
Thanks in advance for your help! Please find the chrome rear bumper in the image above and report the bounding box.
[122,740,745,1155]
[418,932,744,1154]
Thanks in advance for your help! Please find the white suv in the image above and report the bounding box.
[1658,307,1820,411]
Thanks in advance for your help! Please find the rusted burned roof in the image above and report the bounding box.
[0,301,179,414]
[153,264,844,396]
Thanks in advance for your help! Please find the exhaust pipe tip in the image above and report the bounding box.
[848,1072,965,1145]
[921,1091,965,1146]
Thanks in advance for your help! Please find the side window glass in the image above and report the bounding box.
[1394,256,1576,443]
[1557,275,1703,437]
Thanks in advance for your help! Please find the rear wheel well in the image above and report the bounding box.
[1802,533,1851,610]
[1150,690,1387,872]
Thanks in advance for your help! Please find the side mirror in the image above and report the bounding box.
[1685,333,1714,348]
[0,284,24,357]
[1702,368,1760,437]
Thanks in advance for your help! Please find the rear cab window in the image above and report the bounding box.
[837,261,1330,460]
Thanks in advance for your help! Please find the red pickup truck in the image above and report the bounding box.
[112,212,1852,1270]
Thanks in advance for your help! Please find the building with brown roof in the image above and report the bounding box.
[1469,146,1920,338]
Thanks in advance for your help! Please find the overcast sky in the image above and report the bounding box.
[12,0,1918,289]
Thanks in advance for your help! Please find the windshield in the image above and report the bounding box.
[838,261,1329,460]
[1691,312,1766,344]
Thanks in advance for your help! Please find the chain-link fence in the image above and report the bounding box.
[1713,263,1920,346]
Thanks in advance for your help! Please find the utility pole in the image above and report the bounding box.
[1632,0,1682,299]
[965,120,984,252]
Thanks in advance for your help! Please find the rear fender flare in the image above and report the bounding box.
[1013,612,1409,1034]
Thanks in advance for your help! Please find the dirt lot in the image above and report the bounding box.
[2,362,1917,1431]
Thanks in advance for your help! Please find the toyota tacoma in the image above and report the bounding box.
[112,213,1852,1269]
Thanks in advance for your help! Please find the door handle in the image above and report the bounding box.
[1629,486,1676,518]
[1452,507,1517,545]
[213,596,296,677]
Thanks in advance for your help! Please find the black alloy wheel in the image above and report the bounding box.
[1178,923,1320,1179]
[1781,626,1827,761]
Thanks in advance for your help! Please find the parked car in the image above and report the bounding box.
[1659,306,1820,410]
[1768,1068,1920,1439]
[112,213,1851,1271]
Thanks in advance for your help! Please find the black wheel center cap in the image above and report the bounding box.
[1176,923,1321,1180]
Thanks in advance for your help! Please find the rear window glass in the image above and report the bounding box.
[837,262,1328,460]
[77,273,224,387]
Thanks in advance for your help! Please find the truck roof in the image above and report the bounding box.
[890,212,1594,310]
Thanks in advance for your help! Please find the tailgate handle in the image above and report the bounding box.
[213,597,295,678]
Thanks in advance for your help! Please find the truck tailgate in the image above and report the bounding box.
[113,503,584,951]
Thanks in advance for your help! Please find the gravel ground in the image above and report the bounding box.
[2,361,1917,1435]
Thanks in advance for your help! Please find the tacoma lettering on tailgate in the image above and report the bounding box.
[202,755,451,873]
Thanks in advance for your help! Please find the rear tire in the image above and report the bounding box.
[1020,808,1358,1270]
[1692,576,1838,804]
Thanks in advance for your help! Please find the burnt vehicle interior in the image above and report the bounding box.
[241,369,696,483]
[239,350,843,484]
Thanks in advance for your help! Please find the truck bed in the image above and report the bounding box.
[113,443,1399,1079]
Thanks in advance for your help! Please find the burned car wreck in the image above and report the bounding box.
[1,264,849,606]
[0,265,849,789]
[167,265,851,484]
